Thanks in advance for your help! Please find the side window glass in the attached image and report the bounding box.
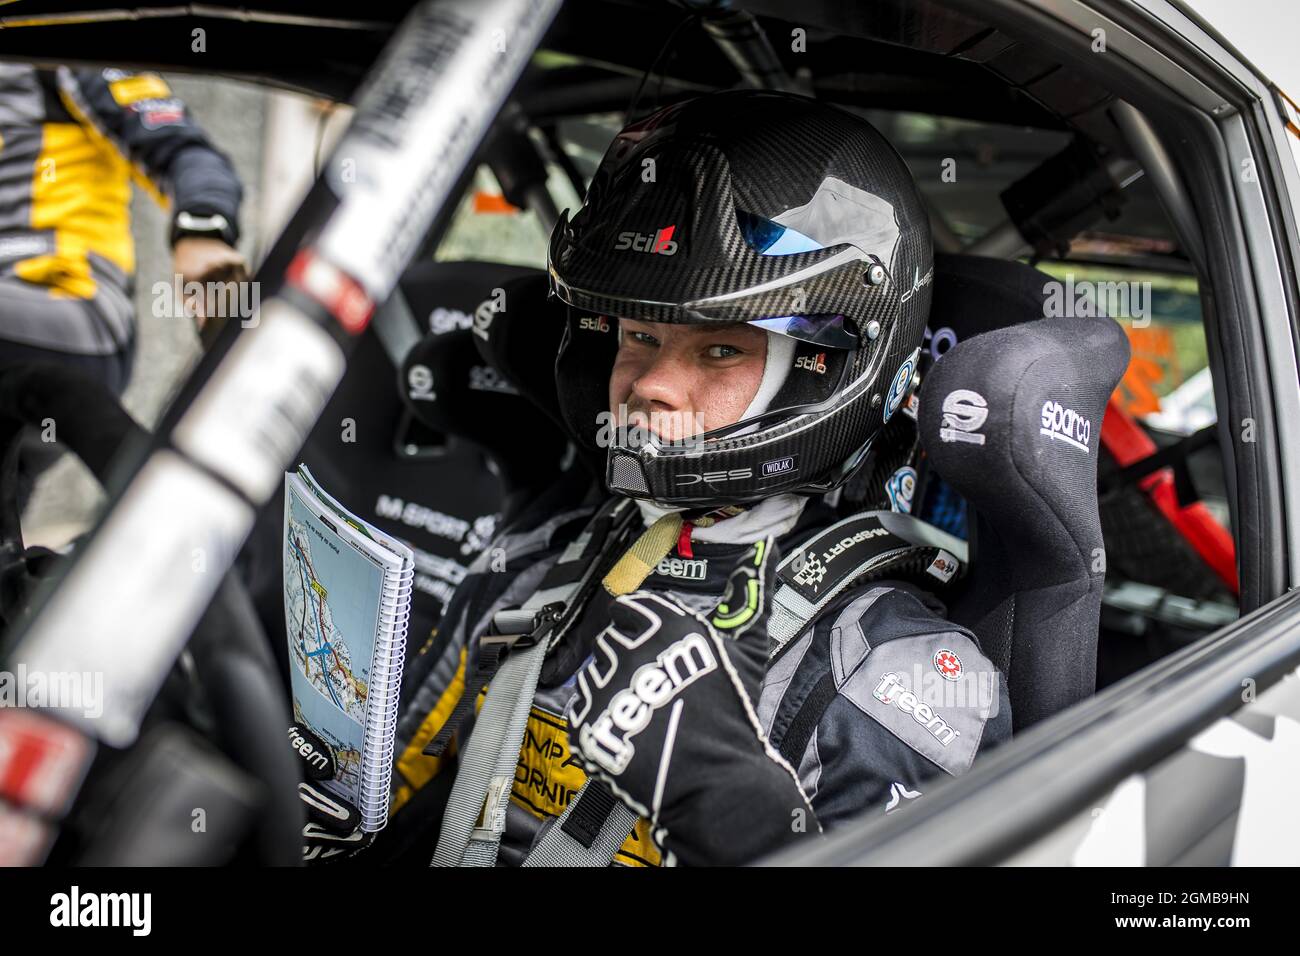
[434,163,580,267]
[1035,262,1238,671]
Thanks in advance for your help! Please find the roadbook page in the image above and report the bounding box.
[283,472,400,809]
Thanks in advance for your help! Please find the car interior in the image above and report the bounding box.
[0,0,1277,864]
[329,0,1244,708]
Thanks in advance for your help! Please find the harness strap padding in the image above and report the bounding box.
[431,500,635,867]
[521,780,639,867]
[602,511,682,596]
[423,502,626,758]
[432,638,549,867]
[768,510,968,659]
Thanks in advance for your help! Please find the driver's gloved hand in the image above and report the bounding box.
[565,539,820,866]
[299,780,373,863]
[289,724,374,864]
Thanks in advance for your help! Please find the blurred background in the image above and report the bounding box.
[22,73,276,547]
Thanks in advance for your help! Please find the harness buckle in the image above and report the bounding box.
[483,601,565,652]
[422,602,567,759]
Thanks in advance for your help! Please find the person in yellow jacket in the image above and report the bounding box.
[0,63,244,394]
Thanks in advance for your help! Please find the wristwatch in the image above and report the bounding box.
[171,210,235,246]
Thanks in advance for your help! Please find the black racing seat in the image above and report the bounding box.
[467,269,608,479]
[242,260,574,663]
[398,326,569,502]
[918,253,1130,730]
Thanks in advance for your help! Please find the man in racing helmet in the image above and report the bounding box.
[359,90,1012,868]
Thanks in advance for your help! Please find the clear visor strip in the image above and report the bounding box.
[681,245,865,310]
[739,330,798,424]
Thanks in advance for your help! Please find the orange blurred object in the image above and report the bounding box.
[1114,325,1180,416]
[472,191,520,214]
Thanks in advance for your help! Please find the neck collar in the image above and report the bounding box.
[635,494,808,544]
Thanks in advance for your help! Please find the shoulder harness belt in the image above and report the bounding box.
[431,497,638,867]
[768,509,968,660]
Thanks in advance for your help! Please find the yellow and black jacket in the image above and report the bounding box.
[0,63,240,352]
[387,484,667,866]
[385,473,1014,867]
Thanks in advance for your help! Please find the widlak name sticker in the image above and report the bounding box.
[761,455,797,479]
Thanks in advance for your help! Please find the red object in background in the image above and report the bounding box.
[0,709,91,818]
[286,249,374,334]
[677,521,694,559]
[1101,397,1239,595]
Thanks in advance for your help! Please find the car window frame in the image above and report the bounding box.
[756,0,1300,864]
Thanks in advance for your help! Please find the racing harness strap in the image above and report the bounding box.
[431,498,637,867]
[521,778,641,867]
[435,504,967,866]
[767,510,969,660]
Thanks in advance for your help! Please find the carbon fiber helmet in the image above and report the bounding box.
[548,90,933,507]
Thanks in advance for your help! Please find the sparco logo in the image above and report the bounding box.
[655,556,707,581]
[1040,400,1091,451]
[939,389,988,445]
[872,673,960,746]
[579,315,610,332]
[472,298,497,341]
[615,225,678,255]
[675,468,751,486]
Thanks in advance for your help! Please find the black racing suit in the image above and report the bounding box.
[385,480,1012,866]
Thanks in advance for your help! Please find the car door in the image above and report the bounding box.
[760,0,1300,866]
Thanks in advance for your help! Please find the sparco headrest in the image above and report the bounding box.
[399,327,566,491]
[918,313,1130,728]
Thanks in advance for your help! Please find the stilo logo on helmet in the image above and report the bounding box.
[614,225,678,256]
[546,90,935,507]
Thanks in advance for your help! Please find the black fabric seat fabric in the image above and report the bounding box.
[920,253,1130,730]
[397,270,573,503]
[241,260,561,666]
[468,270,609,480]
